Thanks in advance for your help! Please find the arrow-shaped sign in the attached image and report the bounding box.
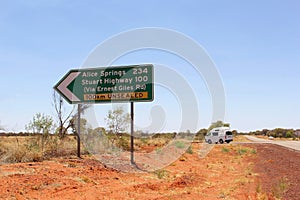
[54,65,154,104]
[54,71,81,103]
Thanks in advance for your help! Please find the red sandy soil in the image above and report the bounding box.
[0,143,299,200]
[245,144,300,200]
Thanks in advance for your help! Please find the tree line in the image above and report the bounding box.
[240,128,300,139]
[1,99,299,141]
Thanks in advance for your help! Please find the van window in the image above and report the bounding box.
[212,132,218,136]
[226,131,233,135]
[206,132,211,136]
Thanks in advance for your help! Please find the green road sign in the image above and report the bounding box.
[54,64,154,104]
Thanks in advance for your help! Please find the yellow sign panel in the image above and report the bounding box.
[84,92,149,101]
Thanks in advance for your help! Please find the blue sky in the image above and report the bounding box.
[0,0,299,132]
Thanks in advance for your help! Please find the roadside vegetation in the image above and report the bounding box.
[0,111,297,199]
[240,128,300,140]
[1,93,299,165]
[0,134,79,163]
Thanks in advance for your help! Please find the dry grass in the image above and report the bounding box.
[0,134,172,164]
[135,137,171,149]
[0,135,79,163]
[233,135,253,142]
[272,177,290,199]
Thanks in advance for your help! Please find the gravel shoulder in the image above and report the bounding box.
[244,143,300,200]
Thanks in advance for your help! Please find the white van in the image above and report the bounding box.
[205,127,233,144]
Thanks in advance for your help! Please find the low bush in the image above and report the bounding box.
[154,169,169,179]
[0,135,78,163]
[221,147,230,153]
[237,148,248,155]
[174,141,185,149]
[186,146,193,154]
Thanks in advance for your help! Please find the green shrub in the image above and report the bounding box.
[272,177,289,198]
[174,141,185,149]
[237,148,248,155]
[186,146,193,154]
[222,147,230,153]
[251,149,257,154]
[154,169,168,179]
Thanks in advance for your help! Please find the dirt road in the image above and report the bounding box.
[244,135,300,151]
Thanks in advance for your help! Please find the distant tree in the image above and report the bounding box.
[71,105,92,135]
[25,113,54,134]
[91,127,106,136]
[286,130,293,138]
[254,130,262,135]
[105,106,130,134]
[72,118,90,134]
[294,130,300,139]
[196,128,208,141]
[197,128,208,134]
[261,129,269,136]
[208,121,230,131]
[52,91,91,138]
[232,130,238,136]
[52,91,75,138]
[82,127,106,148]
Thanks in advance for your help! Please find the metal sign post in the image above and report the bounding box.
[77,104,81,158]
[130,102,134,164]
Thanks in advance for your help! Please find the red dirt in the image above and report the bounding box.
[0,143,299,199]
[245,144,300,200]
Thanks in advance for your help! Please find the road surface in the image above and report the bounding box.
[244,135,300,151]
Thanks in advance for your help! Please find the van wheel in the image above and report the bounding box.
[207,140,212,144]
[219,139,224,144]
